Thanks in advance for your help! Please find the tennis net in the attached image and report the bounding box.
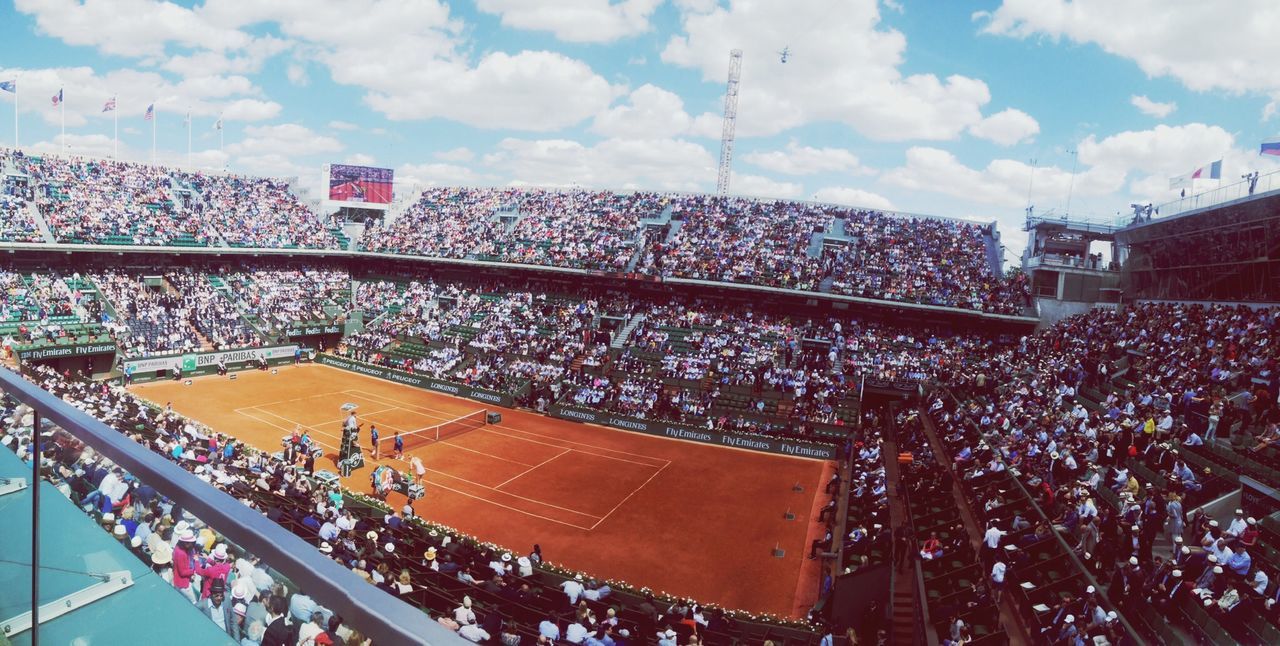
[383,409,488,453]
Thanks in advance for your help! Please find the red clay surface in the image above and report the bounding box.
[131,364,832,616]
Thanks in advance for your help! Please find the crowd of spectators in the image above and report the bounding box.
[19,154,212,245]
[362,188,660,273]
[93,270,206,357]
[226,268,351,336]
[642,196,829,290]
[90,269,262,357]
[343,279,612,397]
[1,152,43,242]
[1,150,1033,313]
[359,188,506,259]
[178,172,343,249]
[929,302,1280,642]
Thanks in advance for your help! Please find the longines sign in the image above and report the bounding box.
[549,404,837,460]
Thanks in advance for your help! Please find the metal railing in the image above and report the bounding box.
[1154,168,1280,220]
[1024,253,1116,272]
[6,366,461,645]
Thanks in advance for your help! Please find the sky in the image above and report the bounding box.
[4,0,1280,260]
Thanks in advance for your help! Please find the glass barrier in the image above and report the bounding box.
[0,365,456,645]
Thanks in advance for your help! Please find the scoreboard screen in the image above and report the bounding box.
[329,164,394,204]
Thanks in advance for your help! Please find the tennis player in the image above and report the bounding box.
[370,424,380,460]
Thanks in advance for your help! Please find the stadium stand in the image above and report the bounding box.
[14,142,1280,643]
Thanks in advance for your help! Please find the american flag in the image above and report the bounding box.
[144,104,154,121]
[102,97,116,112]
[51,89,62,106]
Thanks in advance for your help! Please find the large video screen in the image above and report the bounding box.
[329,164,394,204]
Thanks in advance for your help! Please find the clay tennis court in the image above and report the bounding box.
[130,363,835,616]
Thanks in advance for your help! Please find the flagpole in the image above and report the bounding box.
[186,109,191,169]
[60,93,65,156]
[151,104,156,165]
[113,97,118,159]
[12,80,17,150]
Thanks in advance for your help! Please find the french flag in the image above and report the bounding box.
[1191,159,1221,180]
[51,88,62,106]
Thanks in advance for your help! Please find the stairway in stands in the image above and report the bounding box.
[880,411,919,645]
[609,313,646,349]
[161,275,214,351]
[26,202,55,243]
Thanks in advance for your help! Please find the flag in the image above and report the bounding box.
[144,104,154,121]
[183,111,191,126]
[1191,159,1222,180]
[1261,140,1280,157]
[214,118,223,130]
[102,97,116,112]
[0,80,14,93]
[1169,173,1191,190]
[51,89,62,106]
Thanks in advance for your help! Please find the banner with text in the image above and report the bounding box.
[17,341,119,362]
[123,344,299,374]
[548,404,837,460]
[317,354,513,408]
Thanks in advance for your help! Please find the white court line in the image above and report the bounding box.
[342,389,474,422]
[244,428,598,532]
[287,420,604,520]
[589,461,671,531]
[494,448,571,489]
[247,405,403,429]
[345,388,670,467]
[437,439,537,467]
[232,390,386,414]
[479,426,670,469]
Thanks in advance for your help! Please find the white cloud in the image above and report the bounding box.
[967,108,1039,146]
[200,1,619,132]
[161,36,289,77]
[345,153,376,165]
[435,147,475,162]
[17,0,629,132]
[1076,122,1280,202]
[475,0,662,43]
[1077,123,1233,177]
[361,51,618,130]
[227,123,344,157]
[397,162,485,187]
[882,146,1122,209]
[730,174,804,198]
[591,84,720,139]
[979,1,1280,110]
[484,137,716,191]
[743,142,873,176]
[662,0,1006,140]
[15,0,253,59]
[328,120,359,131]
[287,63,310,86]
[813,187,895,210]
[220,98,282,121]
[0,66,280,128]
[27,133,229,171]
[1130,95,1177,119]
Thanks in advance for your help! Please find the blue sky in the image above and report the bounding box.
[4,0,1280,259]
